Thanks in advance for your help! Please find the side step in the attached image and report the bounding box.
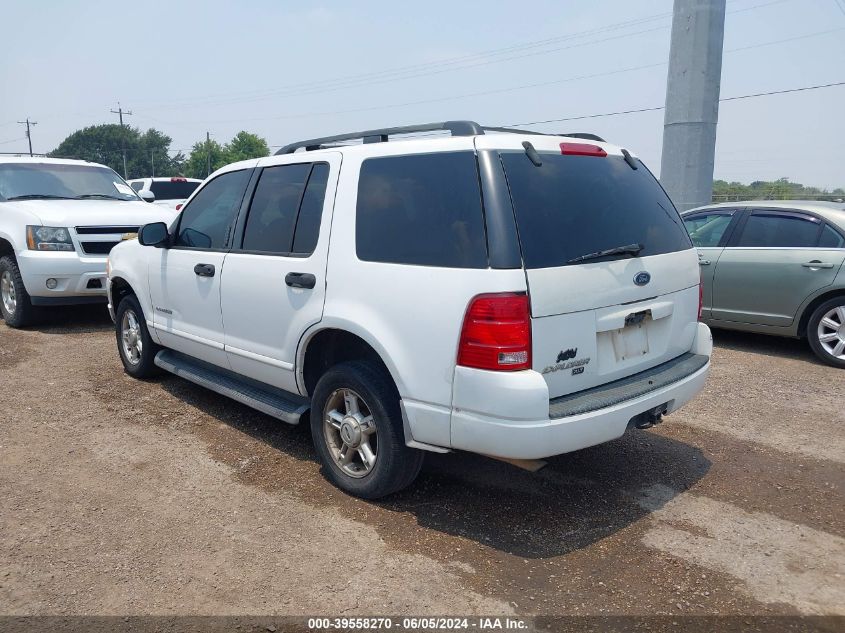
[154,350,309,425]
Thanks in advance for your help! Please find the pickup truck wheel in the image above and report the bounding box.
[311,360,424,499]
[115,294,161,378]
[0,256,36,328]
[807,297,845,368]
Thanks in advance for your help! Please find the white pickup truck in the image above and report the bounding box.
[0,157,177,327]
[107,121,712,499]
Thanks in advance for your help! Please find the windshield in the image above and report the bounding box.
[150,180,200,200]
[0,163,140,202]
[500,152,692,269]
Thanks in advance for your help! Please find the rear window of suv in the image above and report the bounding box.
[356,151,487,268]
[500,152,691,269]
[150,180,200,200]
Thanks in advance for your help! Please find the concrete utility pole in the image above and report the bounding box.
[110,103,133,179]
[17,118,37,156]
[660,0,726,212]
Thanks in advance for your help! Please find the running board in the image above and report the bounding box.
[154,350,309,425]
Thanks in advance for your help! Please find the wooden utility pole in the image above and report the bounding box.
[110,103,133,178]
[17,118,37,156]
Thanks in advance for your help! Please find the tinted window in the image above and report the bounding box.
[819,224,845,248]
[242,164,311,253]
[500,153,691,269]
[150,180,201,200]
[736,213,820,248]
[292,163,329,254]
[130,181,144,192]
[684,212,734,247]
[356,152,487,268]
[175,169,250,249]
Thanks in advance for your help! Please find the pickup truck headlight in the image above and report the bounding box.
[26,226,75,252]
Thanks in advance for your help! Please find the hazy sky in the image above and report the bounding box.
[1,0,843,187]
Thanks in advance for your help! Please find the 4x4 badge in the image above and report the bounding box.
[634,271,651,286]
[557,348,577,363]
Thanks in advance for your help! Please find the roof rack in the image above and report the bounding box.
[274,121,606,154]
[275,120,484,154]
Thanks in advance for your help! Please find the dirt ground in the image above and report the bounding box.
[0,306,843,618]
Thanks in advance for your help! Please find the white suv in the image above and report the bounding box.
[0,157,179,327]
[127,177,203,210]
[107,121,712,499]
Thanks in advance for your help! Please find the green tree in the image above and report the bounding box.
[48,124,182,179]
[225,131,269,163]
[182,139,227,179]
[182,131,270,179]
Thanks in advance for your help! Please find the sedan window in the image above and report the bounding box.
[735,213,820,248]
[684,212,734,247]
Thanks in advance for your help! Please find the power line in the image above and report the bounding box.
[504,80,845,127]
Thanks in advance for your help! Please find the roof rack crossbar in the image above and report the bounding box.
[275,120,484,154]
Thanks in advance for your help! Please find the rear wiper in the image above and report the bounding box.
[76,193,127,200]
[567,243,643,264]
[5,194,76,201]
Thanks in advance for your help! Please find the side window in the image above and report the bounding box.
[175,169,251,249]
[356,152,487,268]
[242,164,311,253]
[683,212,734,247]
[130,181,144,192]
[819,225,845,248]
[292,163,330,255]
[735,213,820,248]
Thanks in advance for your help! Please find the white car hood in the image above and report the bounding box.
[9,199,177,228]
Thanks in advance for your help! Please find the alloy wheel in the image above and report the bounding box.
[0,270,16,316]
[817,305,845,360]
[323,388,378,478]
[120,309,143,365]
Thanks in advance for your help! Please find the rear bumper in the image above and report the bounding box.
[449,327,712,459]
[18,251,108,300]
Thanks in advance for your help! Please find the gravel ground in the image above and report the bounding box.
[0,306,843,617]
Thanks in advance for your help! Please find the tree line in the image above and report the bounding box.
[47,124,270,180]
[712,178,844,202]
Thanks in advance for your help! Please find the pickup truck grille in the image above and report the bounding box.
[75,226,140,256]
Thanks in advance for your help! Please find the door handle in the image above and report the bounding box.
[802,261,834,269]
[194,263,215,277]
[698,259,711,266]
[285,272,316,289]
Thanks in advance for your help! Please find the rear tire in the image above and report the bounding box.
[0,255,36,328]
[115,294,161,378]
[310,360,424,499]
[807,297,845,368]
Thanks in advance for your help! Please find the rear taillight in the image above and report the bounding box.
[458,293,531,371]
[175,203,183,211]
[560,142,607,157]
[698,277,704,320]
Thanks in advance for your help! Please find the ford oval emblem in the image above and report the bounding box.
[634,271,651,286]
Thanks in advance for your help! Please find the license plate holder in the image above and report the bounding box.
[611,319,650,362]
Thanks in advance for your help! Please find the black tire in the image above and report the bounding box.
[115,294,162,378]
[0,255,36,328]
[310,360,424,499]
[806,297,845,369]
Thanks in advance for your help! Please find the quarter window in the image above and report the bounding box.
[819,225,845,248]
[683,212,734,248]
[356,152,487,268]
[736,213,820,248]
[174,169,251,249]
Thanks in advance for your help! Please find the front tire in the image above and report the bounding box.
[0,256,36,328]
[115,294,161,378]
[310,360,424,499]
[807,297,845,368]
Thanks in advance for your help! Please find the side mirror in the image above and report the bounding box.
[138,222,169,248]
[139,189,155,203]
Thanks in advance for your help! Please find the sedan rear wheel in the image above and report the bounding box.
[808,298,845,368]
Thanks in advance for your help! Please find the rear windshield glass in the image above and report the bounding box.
[150,180,200,200]
[500,152,691,269]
